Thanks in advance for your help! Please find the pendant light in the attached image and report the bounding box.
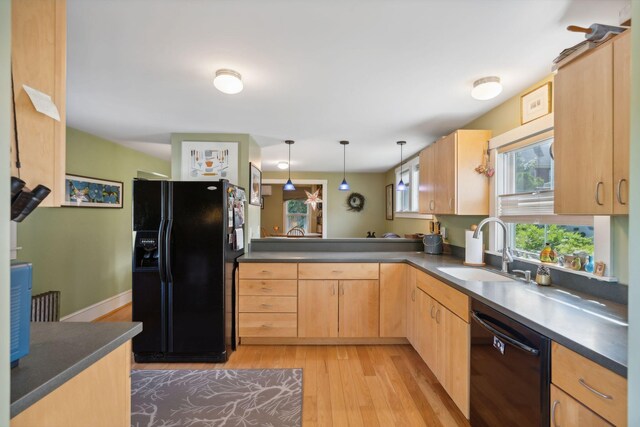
[283,140,296,191]
[338,140,350,191]
[397,141,407,191]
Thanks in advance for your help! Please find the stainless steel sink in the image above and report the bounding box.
[437,267,516,282]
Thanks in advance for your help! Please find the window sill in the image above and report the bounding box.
[393,212,434,220]
[485,250,618,283]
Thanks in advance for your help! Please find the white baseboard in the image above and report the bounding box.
[61,289,132,322]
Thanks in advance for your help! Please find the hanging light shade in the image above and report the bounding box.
[397,141,407,191]
[283,140,296,191]
[338,140,350,191]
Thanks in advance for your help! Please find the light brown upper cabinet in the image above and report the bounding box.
[11,0,67,207]
[554,30,630,215]
[418,129,492,215]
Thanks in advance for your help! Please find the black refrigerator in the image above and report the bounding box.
[132,180,246,363]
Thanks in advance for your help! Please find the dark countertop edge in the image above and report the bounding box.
[405,261,628,378]
[238,253,627,377]
[10,322,143,418]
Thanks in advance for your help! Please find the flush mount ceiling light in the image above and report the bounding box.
[471,76,502,100]
[397,141,407,192]
[283,140,295,191]
[338,140,350,191]
[277,161,289,170]
[213,69,243,94]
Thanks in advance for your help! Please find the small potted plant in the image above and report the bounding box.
[535,265,551,286]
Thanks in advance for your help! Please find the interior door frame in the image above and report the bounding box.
[262,179,328,238]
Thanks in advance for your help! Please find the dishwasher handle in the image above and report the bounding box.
[471,311,540,356]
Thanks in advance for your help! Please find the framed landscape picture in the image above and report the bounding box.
[249,162,262,206]
[521,82,552,124]
[63,174,123,208]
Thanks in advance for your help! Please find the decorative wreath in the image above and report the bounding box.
[347,192,365,212]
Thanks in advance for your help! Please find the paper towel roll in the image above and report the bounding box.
[465,230,484,265]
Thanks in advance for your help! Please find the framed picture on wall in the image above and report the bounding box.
[385,183,394,220]
[249,163,262,206]
[520,82,552,124]
[63,174,123,208]
[180,141,239,184]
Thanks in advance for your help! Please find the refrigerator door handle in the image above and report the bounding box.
[158,219,167,283]
[165,219,174,283]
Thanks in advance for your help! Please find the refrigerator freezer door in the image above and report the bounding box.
[132,180,167,356]
[167,182,226,356]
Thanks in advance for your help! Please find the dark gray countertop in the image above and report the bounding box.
[10,321,142,418]
[239,251,628,377]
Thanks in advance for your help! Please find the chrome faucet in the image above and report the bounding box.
[473,217,513,273]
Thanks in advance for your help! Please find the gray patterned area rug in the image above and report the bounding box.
[131,369,303,427]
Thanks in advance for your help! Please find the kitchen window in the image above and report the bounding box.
[492,125,612,279]
[283,199,309,233]
[395,156,420,213]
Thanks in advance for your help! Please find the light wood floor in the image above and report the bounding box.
[99,304,469,426]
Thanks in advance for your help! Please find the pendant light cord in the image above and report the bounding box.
[400,143,403,176]
[288,143,291,180]
[11,69,22,178]
[343,144,346,179]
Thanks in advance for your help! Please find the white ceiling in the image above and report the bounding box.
[67,0,626,172]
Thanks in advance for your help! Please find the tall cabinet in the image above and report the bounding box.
[418,129,492,215]
[11,0,67,207]
[554,30,630,215]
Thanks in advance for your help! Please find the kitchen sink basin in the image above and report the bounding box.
[437,267,515,282]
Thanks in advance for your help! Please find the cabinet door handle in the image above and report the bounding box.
[551,400,560,427]
[430,305,436,319]
[595,181,604,206]
[260,304,272,308]
[578,378,613,400]
[411,289,415,302]
[261,287,272,291]
[340,284,345,296]
[449,198,453,211]
[331,284,336,295]
[430,200,435,211]
[435,309,441,324]
[617,178,627,205]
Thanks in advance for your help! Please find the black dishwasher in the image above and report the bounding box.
[470,300,550,427]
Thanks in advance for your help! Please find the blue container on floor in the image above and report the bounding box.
[11,262,32,368]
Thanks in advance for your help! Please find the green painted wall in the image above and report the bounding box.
[17,128,171,317]
[170,133,262,244]
[628,6,639,424]
[263,171,387,238]
[0,0,11,422]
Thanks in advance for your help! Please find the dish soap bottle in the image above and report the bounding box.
[584,255,595,273]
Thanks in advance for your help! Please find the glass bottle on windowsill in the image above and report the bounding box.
[584,255,595,273]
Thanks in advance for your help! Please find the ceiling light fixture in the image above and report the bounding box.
[397,141,407,192]
[213,69,243,94]
[277,161,289,170]
[339,140,350,191]
[283,140,295,191]
[471,76,502,100]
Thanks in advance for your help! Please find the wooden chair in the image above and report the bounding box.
[286,227,305,237]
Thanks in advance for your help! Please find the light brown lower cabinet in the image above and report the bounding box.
[415,285,470,418]
[298,279,379,338]
[11,341,131,427]
[405,265,417,347]
[551,385,613,427]
[379,263,407,337]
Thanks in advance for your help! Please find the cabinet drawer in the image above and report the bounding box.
[552,342,626,426]
[298,263,378,280]
[239,296,297,313]
[551,385,612,427]
[239,263,298,279]
[239,313,297,337]
[239,280,298,296]
[416,270,469,322]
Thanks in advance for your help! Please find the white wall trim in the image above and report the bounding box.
[61,290,132,322]
[488,113,554,150]
[263,178,328,238]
